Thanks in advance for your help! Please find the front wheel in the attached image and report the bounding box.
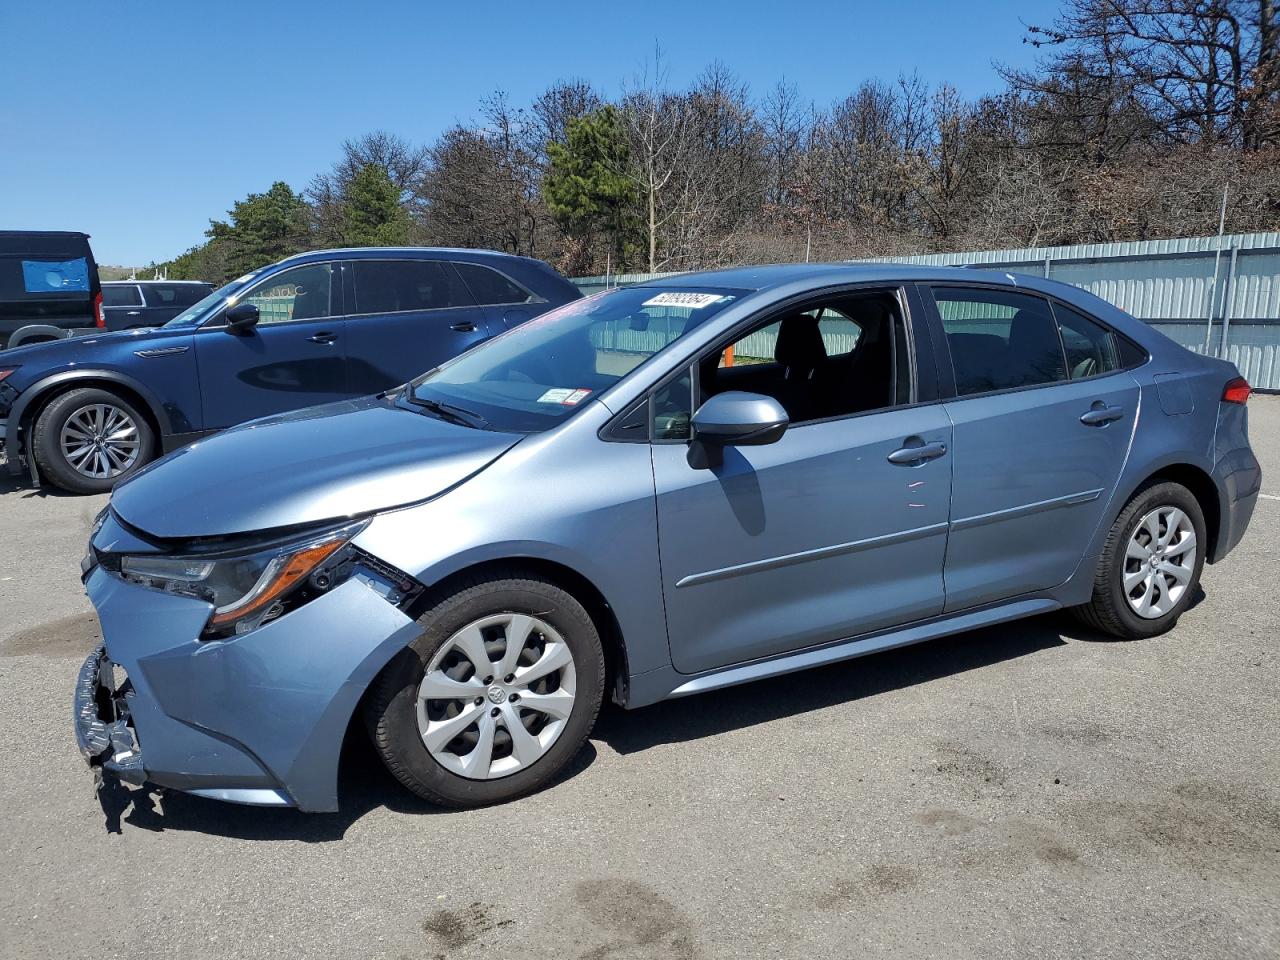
[1074,481,1206,638]
[31,387,156,494]
[366,572,605,808]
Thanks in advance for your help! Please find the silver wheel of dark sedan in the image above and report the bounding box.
[1124,505,1197,619]
[416,613,577,780]
[58,402,141,480]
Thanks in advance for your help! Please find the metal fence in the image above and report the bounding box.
[572,231,1280,389]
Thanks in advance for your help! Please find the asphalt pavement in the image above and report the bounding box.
[1,398,1277,960]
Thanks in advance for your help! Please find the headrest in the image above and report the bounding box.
[774,314,827,371]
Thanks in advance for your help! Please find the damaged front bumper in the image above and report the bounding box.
[75,565,422,812]
[73,645,145,787]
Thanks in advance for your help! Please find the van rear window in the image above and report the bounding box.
[19,258,90,294]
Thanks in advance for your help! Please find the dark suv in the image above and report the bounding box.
[0,247,580,493]
[101,280,214,330]
[0,230,104,349]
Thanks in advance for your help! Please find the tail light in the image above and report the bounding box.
[93,290,105,328]
[1222,377,1251,405]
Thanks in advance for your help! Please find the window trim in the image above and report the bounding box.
[198,261,344,330]
[923,281,1150,402]
[451,260,545,307]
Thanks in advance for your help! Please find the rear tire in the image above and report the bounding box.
[366,572,605,808]
[31,387,156,494]
[1073,481,1206,639]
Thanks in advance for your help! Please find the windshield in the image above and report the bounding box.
[409,285,746,433]
[162,271,262,328]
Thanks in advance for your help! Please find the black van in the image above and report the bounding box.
[0,231,103,350]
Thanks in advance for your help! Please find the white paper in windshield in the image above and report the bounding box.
[642,292,727,309]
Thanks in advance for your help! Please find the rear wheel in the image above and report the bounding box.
[31,387,156,494]
[1074,481,1206,638]
[366,572,605,808]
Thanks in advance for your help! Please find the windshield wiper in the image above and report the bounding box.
[404,395,488,429]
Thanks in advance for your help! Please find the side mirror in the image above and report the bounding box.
[224,302,260,331]
[691,391,789,446]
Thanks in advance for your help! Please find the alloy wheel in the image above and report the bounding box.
[58,403,141,480]
[1124,505,1197,619]
[416,613,577,780]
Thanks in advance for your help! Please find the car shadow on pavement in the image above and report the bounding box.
[0,465,74,499]
[94,726,600,841]
[594,613,1074,755]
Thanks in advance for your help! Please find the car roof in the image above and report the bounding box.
[103,279,210,284]
[642,262,1042,291]
[275,246,533,266]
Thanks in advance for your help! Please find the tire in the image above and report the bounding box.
[366,571,605,808]
[31,387,156,494]
[1073,481,1206,639]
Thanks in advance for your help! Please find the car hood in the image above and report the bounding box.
[0,327,185,367]
[110,396,523,539]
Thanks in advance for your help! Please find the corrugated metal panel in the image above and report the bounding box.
[865,231,1280,266]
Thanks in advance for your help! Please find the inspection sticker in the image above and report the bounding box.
[537,387,593,405]
[642,292,726,309]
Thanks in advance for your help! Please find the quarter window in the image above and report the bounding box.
[236,263,334,324]
[932,287,1066,396]
[102,285,142,307]
[453,262,536,305]
[352,260,473,315]
[1053,303,1123,379]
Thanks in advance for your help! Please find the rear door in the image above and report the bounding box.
[101,284,146,330]
[452,260,545,331]
[344,258,490,394]
[925,284,1140,611]
[195,261,348,430]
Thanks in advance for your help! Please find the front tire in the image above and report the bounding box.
[31,387,156,494]
[1074,481,1206,639]
[366,572,605,808]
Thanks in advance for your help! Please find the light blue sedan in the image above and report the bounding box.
[75,264,1261,811]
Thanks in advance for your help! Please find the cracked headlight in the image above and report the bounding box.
[119,521,369,637]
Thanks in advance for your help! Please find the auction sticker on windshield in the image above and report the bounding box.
[642,292,730,309]
[537,388,592,405]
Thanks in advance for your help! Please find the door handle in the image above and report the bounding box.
[125,310,141,316]
[306,332,338,344]
[887,439,947,465]
[449,321,477,332]
[1080,403,1123,426]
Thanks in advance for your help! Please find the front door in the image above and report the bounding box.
[343,258,492,395]
[195,261,348,431]
[652,290,953,675]
[925,284,1141,611]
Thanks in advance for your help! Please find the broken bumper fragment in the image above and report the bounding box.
[73,645,145,787]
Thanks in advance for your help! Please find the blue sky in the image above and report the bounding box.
[0,0,1060,265]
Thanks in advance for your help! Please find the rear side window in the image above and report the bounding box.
[932,287,1066,396]
[1053,303,1124,379]
[453,262,537,305]
[144,283,207,307]
[352,260,474,315]
[102,285,143,307]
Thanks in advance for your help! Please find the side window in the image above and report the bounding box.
[695,292,908,426]
[352,260,473,315]
[102,285,142,307]
[237,262,334,324]
[145,283,206,307]
[453,262,536,305]
[1053,303,1123,379]
[932,287,1066,396]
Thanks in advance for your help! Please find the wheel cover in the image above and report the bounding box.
[1124,505,1197,619]
[59,403,141,479]
[416,613,577,780]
